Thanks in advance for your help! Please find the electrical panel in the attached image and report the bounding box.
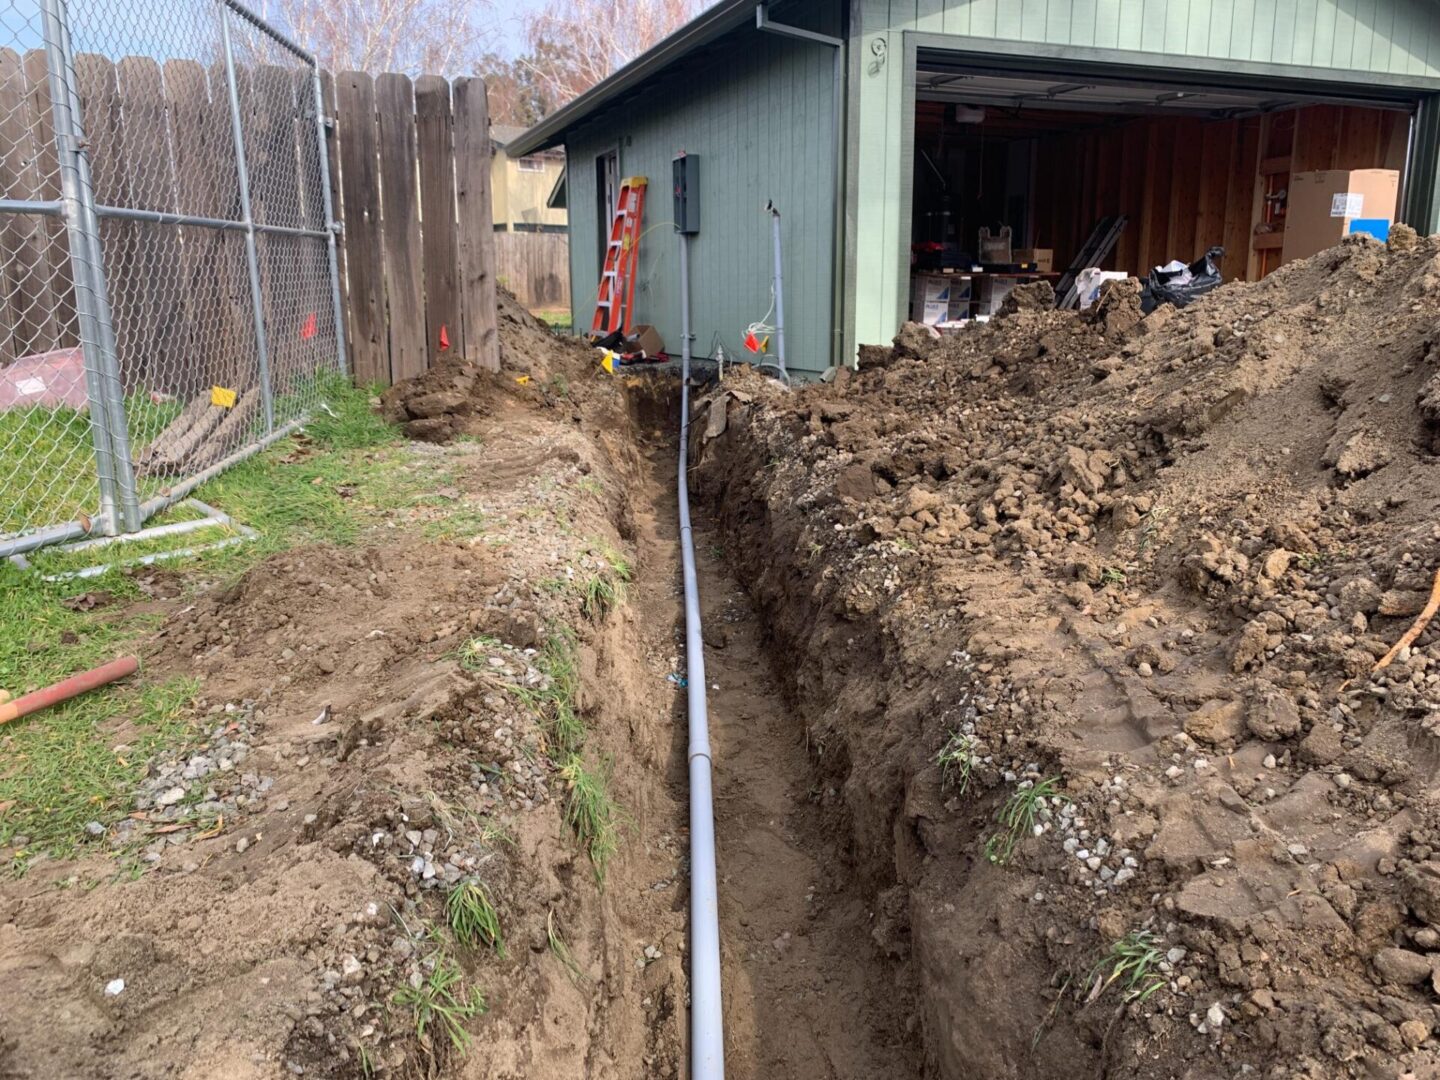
[673,153,699,235]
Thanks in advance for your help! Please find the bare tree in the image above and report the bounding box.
[520,0,701,107]
[259,0,497,76]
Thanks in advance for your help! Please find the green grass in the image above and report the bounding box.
[1,377,409,865]
[446,880,504,955]
[0,559,201,861]
[504,631,583,757]
[559,754,619,881]
[391,952,486,1053]
[533,308,572,332]
[1084,931,1167,1005]
[984,776,1068,867]
[546,908,587,985]
[935,730,978,794]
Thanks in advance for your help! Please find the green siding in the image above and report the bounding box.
[565,16,840,377]
[861,0,1440,73]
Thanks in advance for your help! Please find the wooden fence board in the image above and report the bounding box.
[495,232,568,308]
[335,70,386,385]
[0,48,62,358]
[375,73,425,382]
[249,63,306,397]
[165,59,247,391]
[454,76,499,372]
[117,55,188,386]
[416,74,461,363]
[319,70,349,361]
[22,49,74,348]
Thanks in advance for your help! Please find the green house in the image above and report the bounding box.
[508,0,1440,379]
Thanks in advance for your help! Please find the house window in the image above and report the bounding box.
[517,156,545,172]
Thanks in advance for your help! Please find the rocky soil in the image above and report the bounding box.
[693,226,1440,1079]
[0,297,692,1080]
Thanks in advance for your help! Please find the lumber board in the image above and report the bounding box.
[1195,121,1233,260]
[375,72,426,382]
[1224,120,1261,282]
[335,71,387,385]
[415,74,463,362]
[1167,119,1204,264]
[453,76,499,372]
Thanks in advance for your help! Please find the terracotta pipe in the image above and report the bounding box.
[0,656,140,726]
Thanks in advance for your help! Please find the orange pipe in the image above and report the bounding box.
[0,656,140,726]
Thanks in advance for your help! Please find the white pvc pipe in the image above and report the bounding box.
[678,230,726,1079]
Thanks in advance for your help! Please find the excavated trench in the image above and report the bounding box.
[622,380,928,1078]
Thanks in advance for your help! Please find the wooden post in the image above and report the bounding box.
[453,75,499,372]
[415,74,462,362]
[319,70,348,360]
[335,71,387,385]
[375,73,426,383]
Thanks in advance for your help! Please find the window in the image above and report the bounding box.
[517,155,545,172]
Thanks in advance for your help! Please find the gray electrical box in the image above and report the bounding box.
[673,153,699,234]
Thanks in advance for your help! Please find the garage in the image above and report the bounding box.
[907,55,1415,320]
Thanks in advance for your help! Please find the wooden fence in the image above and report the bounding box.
[329,70,499,385]
[495,231,568,309]
[0,54,506,388]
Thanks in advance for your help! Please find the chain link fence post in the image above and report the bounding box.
[218,4,274,434]
[39,0,140,533]
[309,65,347,380]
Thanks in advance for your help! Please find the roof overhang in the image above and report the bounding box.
[505,0,759,158]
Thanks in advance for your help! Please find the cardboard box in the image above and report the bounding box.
[911,274,972,325]
[975,275,1022,316]
[626,324,665,357]
[1283,169,1399,264]
[1013,247,1054,272]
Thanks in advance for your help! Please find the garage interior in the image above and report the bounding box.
[909,57,1413,319]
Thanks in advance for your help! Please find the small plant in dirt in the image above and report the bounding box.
[446,880,504,955]
[392,953,486,1054]
[579,544,633,620]
[984,776,1067,866]
[559,754,619,880]
[546,908,588,985]
[1101,567,1127,586]
[1083,930,1167,1005]
[934,730,979,794]
[503,631,583,756]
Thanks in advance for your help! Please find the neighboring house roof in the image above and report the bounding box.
[490,124,528,148]
[504,0,763,157]
[546,169,567,211]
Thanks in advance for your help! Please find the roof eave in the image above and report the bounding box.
[504,0,758,158]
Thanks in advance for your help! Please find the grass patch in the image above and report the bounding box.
[503,632,583,756]
[559,753,619,880]
[392,952,485,1053]
[984,776,1067,867]
[934,730,978,794]
[1084,931,1167,1005]
[533,308,572,332]
[445,880,504,955]
[546,908,588,985]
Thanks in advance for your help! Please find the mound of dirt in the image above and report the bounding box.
[693,228,1440,1079]
[378,290,604,443]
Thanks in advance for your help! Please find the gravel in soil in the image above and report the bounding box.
[693,227,1440,1079]
[0,297,688,1079]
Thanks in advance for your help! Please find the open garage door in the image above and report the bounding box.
[906,54,1416,321]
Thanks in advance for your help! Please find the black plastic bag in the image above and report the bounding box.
[1141,246,1225,314]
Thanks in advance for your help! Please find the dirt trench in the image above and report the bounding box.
[623,379,923,1077]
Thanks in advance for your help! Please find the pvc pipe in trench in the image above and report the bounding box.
[678,230,726,1079]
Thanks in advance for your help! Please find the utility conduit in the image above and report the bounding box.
[678,231,726,1078]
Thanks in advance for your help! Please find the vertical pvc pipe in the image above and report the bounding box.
[767,201,787,381]
[309,64,348,379]
[678,230,725,1080]
[41,0,142,532]
[220,9,276,433]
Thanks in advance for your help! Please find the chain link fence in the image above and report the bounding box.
[0,0,345,557]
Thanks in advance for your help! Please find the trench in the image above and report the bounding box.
[621,381,924,1078]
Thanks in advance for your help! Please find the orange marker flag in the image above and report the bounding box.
[300,312,317,340]
[439,324,450,350]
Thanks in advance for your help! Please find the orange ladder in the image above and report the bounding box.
[590,177,647,339]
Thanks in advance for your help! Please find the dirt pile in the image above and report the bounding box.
[0,292,689,1079]
[693,228,1440,1079]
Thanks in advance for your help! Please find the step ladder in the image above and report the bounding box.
[590,177,648,340]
